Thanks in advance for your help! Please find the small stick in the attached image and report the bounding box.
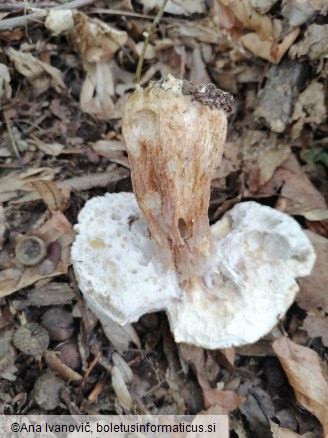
[0,0,97,32]
[0,3,59,11]
[3,110,25,171]
[135,0,169,85]
[80,351,101,391]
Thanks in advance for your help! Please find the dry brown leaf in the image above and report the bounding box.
[281,0,319,26]
[260,155,327,215]
[44,350,82,381]
[273,336,328,436]
[80,62,118,120]
[0,168,58,203]
[101,318,141,353]
[203,388,246,411]
[215,348,235,372]
[179,343,212,389]
[302,314,328,346]
[0,63,12,100]
[139,0,206,15]
[90,139,127,157]
[290,81,326,139]
[73,12,128,63]
[8,166,129,205]
[297,231,328,313]
[29,137,66,156]
[270,421,303,437]
[6,48,66,96]
[31,181,69,213]
[218,0,300,63]
[289,24,328,60]
[0,211,75,298]
[219,0,274,39]
[0,206,7,251]
[241,27,300,64]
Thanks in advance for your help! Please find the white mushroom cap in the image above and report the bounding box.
[72,192,180,325]
[72,193,315,348]
[167,201,315,348]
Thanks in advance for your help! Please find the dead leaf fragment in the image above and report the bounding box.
[281,0,318,26]
[289,24,328,60]
[203,388,246,412]
[73,12,128,63]
[218,0,300,63]
[6,48,66,96]
[31,180,69,213]
[0,211,75,298]
[290,81,326,139]
[44,350,82,381]
[260,155,327,215]
[270,421,303,437]
[0,63,12,100]
[80,63,118,120]
[302,314,328,346]
[297,231,328,313]
[273,336,328,436]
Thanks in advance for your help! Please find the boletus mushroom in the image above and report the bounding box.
[72,75,315,349]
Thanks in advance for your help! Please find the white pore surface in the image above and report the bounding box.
[72,192,180,325]
[167,202,316,348]
[72,194,316,349]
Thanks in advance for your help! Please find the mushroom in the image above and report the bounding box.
[72,75,315,349]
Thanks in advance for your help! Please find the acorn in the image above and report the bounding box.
[13,322,49,359]
[33,372,64,410]
[41,308,74,341]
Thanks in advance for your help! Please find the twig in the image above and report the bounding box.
[135,0,169,84]
[0,2,59,11]
[3,109,25,171]
[0,0,97,32]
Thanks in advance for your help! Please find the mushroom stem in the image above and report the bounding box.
[122,75,231,285]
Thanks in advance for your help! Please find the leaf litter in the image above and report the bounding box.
[0,0,327,436]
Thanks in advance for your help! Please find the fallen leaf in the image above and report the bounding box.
[273,336,328,436]
[44,350,82,381]
[270,421,303,437]
[6,47,66,96]
[101,317,141,353]
[80,62,118,120]
[0,211,75,298]
[218,0,300,63]
[0,63,12,100]
[289,24,328,60]
[297,231,328,313]
[302,314,328,346]
[31,180,69,213]
[241,27,300,64]
[281,0,318,26]
[0,167,58,203]
[73,12,128,63]
[254,60,305,133]
[179,343,211,389]
[203,388,246,412]
[290,81,326,139]
[29,137,66,156]
[260,155,327,215]
[139,0,206,15]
